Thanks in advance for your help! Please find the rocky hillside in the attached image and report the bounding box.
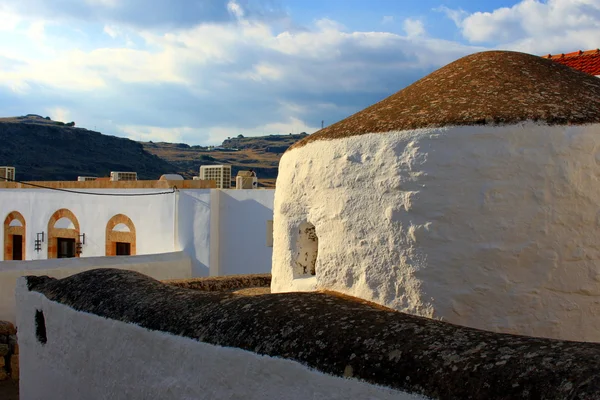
[0,114,309,185]
[0,115,176,181]
[141,133,308,187]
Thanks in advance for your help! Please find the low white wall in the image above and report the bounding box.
[0,251,192,323]
[16,284,425,400]
[217,190,274,275]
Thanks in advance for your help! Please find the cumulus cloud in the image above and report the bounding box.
[403,18,425,37]
[0,1,486,144]
[440,0,600,53]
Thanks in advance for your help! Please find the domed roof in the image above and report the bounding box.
[291,50,600,150]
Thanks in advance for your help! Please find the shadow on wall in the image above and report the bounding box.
[177,192,211,277]
[219,192,274,276]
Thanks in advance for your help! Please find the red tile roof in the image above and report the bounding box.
[542,49,600,76]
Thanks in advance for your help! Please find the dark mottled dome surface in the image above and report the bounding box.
[291,50,600,150]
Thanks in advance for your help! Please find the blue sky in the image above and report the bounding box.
[0,0,598,145]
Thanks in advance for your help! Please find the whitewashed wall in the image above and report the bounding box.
[0,251,192,323]
[0,188,177,261]
[16,283,425,400]
[0,188,275,277]
[217,190,274,275]
[272,123,600,342]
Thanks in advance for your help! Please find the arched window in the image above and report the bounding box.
[294,221,318,277]
[47,209,80,259]
[106,214,136,256]
[4,211,26,260]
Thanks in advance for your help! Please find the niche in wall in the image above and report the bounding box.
[294,221,318,278]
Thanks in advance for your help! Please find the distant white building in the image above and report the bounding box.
[110,171,137,181]
[236,170,258,189]
[0,167,15,182]
[199,165,232,189]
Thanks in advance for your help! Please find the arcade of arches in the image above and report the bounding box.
[2,209,137,260]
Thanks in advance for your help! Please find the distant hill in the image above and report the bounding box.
[0,115,177,181]
[141,133,309,187]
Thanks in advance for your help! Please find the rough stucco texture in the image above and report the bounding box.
[16,280,423,400]
[272,122,600,342]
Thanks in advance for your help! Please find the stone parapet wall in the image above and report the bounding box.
[0,321,18,381]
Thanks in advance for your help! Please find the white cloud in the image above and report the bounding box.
[227,0,244,19]
[0,9,21,31]
[434,6,468,27]
[0,44,189,92]
[403,18,425,37]
[441,0,600,53]
[0,2,482,145]
[118,125,193,143]
[9,80,31,95]
[26,20,45,43]
[103,25,119,38]
[205,117,319,144]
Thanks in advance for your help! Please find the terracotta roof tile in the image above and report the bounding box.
[291,51,600,150]
[542,49,600,76]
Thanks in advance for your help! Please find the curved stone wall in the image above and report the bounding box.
[272,122,600,341]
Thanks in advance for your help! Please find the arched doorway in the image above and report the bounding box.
[294,221,318,277]
[48,209,80,259]
[106,214,136,256]
[4,211,26,260]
